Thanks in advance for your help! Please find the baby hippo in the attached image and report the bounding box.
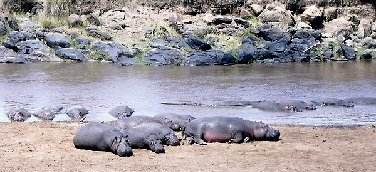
[184,117,280,145]
[153,113,196,131]
[73,123,133,157]
[121,122,180,153]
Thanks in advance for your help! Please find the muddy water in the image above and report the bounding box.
[0,62,375,125]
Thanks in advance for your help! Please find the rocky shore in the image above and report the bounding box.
[0,0,375,65]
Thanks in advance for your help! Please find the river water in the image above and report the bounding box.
[0,62,375,125]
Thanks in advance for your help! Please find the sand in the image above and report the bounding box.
[0,122,375,172]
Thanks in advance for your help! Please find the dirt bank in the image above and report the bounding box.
[0,122,375,172]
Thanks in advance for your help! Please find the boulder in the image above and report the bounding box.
[0,46,26,64]
[286,0,306,14]
[7,19,19,31]
[238,42,256,64]
[91,41,134,64]
[16,40,57,62]
[74,37,91,49]
[357,18,373,38]
[185,50,236,66]
[68,14,84,27]
[184,35,211,51]
[211,17,233,25]
[45,32,71,48]
[18,20,41,32]
[0,21,7,36]
[258,3,294,29]
[3,31,35,50]
[324,7,338,22]
[360,49,376,60]
[145,47,184,65]
[301,5,324,29]
[257,24,291,42]
[250,4,264,16]
[341,45,356,60]
[324,17,353,38]
[55,48,86,61]
[86,27,112,41]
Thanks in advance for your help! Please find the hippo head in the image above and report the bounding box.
[111,136,133,157]
[248,122,280,141]
[148,139,165,154]
[165,133,180,146]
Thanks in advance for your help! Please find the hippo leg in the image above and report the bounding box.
[228,132,244,144]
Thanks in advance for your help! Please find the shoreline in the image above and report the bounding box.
[0,122,374,171]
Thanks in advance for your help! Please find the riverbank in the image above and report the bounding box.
[0,122,374,172]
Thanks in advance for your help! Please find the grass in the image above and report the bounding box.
[206,33,242,58]
[32,16,68,29]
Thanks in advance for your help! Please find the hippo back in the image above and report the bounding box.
[108,116,160,129]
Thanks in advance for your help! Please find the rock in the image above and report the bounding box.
[233,18,250,28]
[145,47,184,65]
[7,108,32,122]
[16,40,57,62]
[91,41,134,64]
[258,3,294,29]
[68,14,84,27]
[301,5,324,29]
[45,32,71,48]
[74,37,91,49]
[3,31,35,50]
[238,42,256,64]
[358,18,372,38]
[324,7,338,22]
[86,27,112,41]
[211,17,233,25]
[341,45,356,60]
[84,14,101,26]
[19,20,41,32]
[185,50,236,66]
[109,106,135,119]
[239,8,254,18]
[360,49,376,60]
[250,4,264,16]
[0,46,26,63]
[150,37,189,49]
[184,35,211,51]
[7,19,19,31]
[362,37,376,49]
[286,0,306,14]
[0,20,7,36]
[324,17,353,38]
[65,106,89,121]
[257,24,291,41]
[55,48,86,62]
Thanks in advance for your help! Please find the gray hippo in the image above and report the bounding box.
[344,97,376,105]
[250,100,316,112]
[107,116,160,129]
[184,117,280,145]
[121,122,180,153]
[153,113,196,131]
[33,106,64,121]
[73,122,133,157]
[7,108,32,122]
[109,106,134,119]
[310,98,354,107]
[65,106,89,121]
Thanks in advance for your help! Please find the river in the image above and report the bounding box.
[0,62,375,125]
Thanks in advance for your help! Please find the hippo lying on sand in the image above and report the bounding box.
[66,106,89,121]
[73,123,133,157]
[7,108,32,122]
[33,106,64,121]
[121,122,180,153]
[153,113,196,131]
[108,116,160,129]
[184,117,280,145]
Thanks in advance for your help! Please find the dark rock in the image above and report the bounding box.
[8,19,19,31]
[0,46,26,64]
[55,48,86,61]
[266,39,289,52]
[109,106,135,119]
[145,47,184,65]
[7,108,32,122]
[86,27,112,41]
[211,17,233,25]
[185,50,236,66]
[16,40,55,62]
[45,32,71,48]
[360,49,376,60]
[184,35,211,51]
[293,29,321,40]
[341,45,356,60]
[150,37,189,49]
[286,0,306,14]
[238,42,256,64]
[257,25,291,42]
[86,14,101,26]
[91,41,134,63]
[3,31,35,50]
[233,18,250,28]
[0,21,7,36]
[74,37,91,49]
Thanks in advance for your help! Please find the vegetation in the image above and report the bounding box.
[33,16,68,29]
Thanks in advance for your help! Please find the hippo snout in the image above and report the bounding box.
[116,141,133,157]
[266,129,280,141]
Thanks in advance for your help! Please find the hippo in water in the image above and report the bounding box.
[109,106,134,119]
[153,113,196,131]
[250,100,316,112]
[33,106,64,121]
[310,98,354,107]
[184,117,280,145]
[73,122,133,157]
[344,97,376,106]
[121,122,180,153]
[7,108,32,122]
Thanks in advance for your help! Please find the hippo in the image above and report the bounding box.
[109,106,134,119]
[311,98,354,107]
[153,113,196,131]
[107,116,161,129]
[184,117,280,145]
[250,100,315,112]
[344,97,376,105]
[73,122,133,157]
[65,106,89,121]
[33,106,64,121]
[121,122,180,153]
[7,108,32,122]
